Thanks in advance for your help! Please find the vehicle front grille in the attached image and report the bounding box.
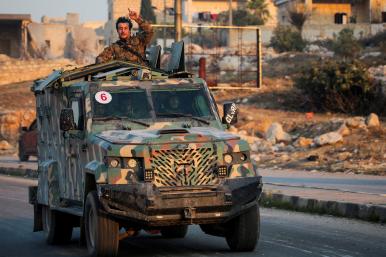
[151,148,218,187]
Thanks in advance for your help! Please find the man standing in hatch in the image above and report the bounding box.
[96,8,153,65]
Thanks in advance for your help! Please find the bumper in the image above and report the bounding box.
[98,176,262,226]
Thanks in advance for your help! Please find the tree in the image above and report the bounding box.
[287,2,311,32]
[332,28,362,58]
[140,0,156,23]
[247,0,271,25]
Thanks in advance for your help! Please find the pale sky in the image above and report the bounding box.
[0,0,108,22]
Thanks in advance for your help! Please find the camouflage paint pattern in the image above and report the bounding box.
[33,61,258,208]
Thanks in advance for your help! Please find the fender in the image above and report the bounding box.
[84,160,107,184]
[37,160,60,207]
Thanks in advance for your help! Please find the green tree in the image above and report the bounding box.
[247,0,271,25]
[270,25,306,53]
[140,0,156,23]
[332,28,362,58]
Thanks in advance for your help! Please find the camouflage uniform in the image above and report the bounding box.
[96,19,153,65]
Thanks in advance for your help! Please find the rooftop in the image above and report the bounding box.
[0,14,31,21]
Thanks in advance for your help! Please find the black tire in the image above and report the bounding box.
[160,225,188,238]
[42,205,73,244]
[225,204,260,252]
[85,191,119,257]
[18,142,29,161]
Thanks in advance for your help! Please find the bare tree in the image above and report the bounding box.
[287,1,312,33]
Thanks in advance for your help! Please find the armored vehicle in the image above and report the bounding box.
[29,42,263,257]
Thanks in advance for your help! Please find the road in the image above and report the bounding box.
[0,175,385,257]
[260,169,386,196]
[2,156,386,196]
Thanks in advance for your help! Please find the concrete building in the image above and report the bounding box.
[273,0,386,41]
[275,0,386,25]
[0,14,31,58]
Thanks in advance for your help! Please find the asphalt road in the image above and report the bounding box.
[1,156,386,196]
[260,169,386,196]
[0,175,385,257]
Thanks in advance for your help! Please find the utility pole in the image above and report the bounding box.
[175,0,182,42]
[228,0,232,26]
[163,0,167,49]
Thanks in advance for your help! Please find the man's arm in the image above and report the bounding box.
[136,18,154,45]
[128,9,154,45]
[95,46,114,64]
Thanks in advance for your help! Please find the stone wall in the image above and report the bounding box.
[0,55,74,86]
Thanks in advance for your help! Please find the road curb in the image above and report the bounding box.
[260,191,386,223]
[0,167,37,179]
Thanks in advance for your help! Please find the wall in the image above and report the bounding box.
[352,0,370,23]
[302,23,372,41]
[0,21,21,58]
[370,0,385,23]
[309,3,351,25]
[0,58,74,86]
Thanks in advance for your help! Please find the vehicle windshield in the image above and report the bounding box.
[92,87,215,123]
[151,88,213,118]
[93,90,151,120]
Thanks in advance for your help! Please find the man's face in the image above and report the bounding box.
[117,22,130,40]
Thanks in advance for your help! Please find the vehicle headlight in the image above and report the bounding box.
[127,158,138,168]
[224,154,233,164]
[223,151,250,165]
[110,158,120,168]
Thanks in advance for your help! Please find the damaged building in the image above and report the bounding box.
[0,14,31,58]
[28,13,105,63]
[0,13,104,63]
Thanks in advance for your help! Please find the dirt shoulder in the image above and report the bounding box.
[213,76,386,176]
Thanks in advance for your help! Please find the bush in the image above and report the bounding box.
[270,26,306,53]
[218,9,265,26]
[332,28,361,58]
[360,30,386,47]
[380,41,386,55]
[295,60,385,115]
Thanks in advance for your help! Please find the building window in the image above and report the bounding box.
[335,13,348,24]
[382,12,386,23]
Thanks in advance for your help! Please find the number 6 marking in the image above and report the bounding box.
[95,91,112,104]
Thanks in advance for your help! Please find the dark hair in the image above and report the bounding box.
[116,16,133,30]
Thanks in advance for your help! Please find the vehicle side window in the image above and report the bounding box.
[71,99,84,130]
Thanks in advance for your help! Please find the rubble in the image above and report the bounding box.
[365,113,380,128]
[265,123,292,144]
[0,140,13,150]
[294,137,313,148]
[337,123,351,136]
[0,110,35,146]
[345,117,366,129]
[314,132,343,146]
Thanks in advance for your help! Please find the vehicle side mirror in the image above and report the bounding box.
[60,109,75,131]
[222,102,238,125]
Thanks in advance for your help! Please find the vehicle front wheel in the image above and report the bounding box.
[160,225,188,238]
[85,191,119,257]
[225,204,260,252]
[42,205,73,244]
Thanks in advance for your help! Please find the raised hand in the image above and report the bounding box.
[128,8,139,22]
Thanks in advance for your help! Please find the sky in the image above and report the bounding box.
[0,0,108,22]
